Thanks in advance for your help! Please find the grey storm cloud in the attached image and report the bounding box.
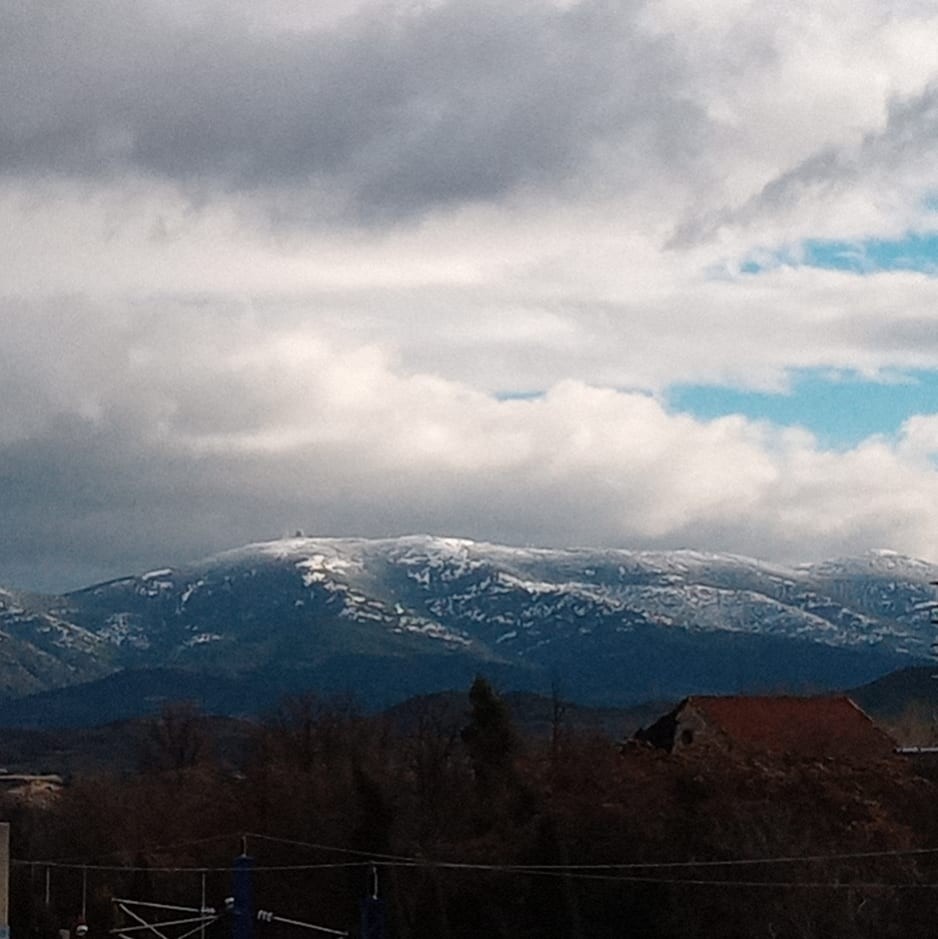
[7,0,938,591]
[0,0,702,221]
[0,416,284,590]
[672,82,938,246]
[669,146,859,247]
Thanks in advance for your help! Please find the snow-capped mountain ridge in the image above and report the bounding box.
[0,537,935,708]
[64,537,938,658]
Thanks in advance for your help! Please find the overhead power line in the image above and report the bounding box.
[15,829,938,893]
[14,858,938,891]
[241,832,938,871]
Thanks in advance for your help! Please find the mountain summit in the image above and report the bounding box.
[1,536,935,717]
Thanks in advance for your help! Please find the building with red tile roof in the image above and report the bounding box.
[635,694,896,760]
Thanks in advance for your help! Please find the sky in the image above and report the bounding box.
[6,0,938,591]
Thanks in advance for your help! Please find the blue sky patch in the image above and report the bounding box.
[669,370,938,448]
[803,234,938,274]
[738,231,938,276]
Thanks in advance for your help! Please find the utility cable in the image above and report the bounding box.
[241,832,938,871]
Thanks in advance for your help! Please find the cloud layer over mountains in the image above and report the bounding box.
[4,0,938,589]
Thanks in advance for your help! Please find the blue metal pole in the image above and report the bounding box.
[359,866,385,939]
[231,854,255,939]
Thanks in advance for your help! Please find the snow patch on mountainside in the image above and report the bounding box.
[297,552,364,586]
[179,580,205,607]
[97,613,150,649]
[800,551,938,581]
[184,632,222,647]
[141,569,173,581]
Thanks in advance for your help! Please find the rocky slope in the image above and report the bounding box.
[0,537,935,717]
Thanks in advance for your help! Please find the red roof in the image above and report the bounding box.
[684,695,895,759]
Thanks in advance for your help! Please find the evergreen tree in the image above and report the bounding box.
[460,677,518,800]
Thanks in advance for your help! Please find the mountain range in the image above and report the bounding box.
[1,536,937,725]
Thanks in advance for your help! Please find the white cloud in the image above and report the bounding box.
[5,0,938,586]
[4,308,938,589]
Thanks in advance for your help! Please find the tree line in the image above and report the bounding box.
[6,677,938,939]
